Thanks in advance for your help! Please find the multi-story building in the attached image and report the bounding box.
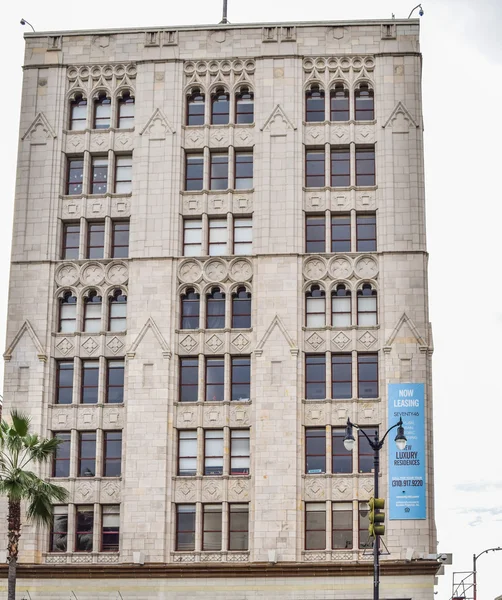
[1,17,440,599]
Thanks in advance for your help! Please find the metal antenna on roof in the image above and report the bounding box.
[220,0,229,24]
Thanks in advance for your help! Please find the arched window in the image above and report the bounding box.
[181,288,200,329]
[70,94,87,130]
[330,84,349,122]
[235,88,254,124]
[357,284,377,325]
[211,89,230,125]
[306,285,325,327]
[117,92,135,129]
[206,287,225,329]
[186,89,205,126]
[94,93,111,129]
[84,291,102,333]
[59,291,77,333]
[332,285,351,327]
[354,84,374,121]
[232,287,251,329]
[306,85,325,122]
[109,290,127,332]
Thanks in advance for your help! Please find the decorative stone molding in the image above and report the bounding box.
[175,480,196,502]
[127,317,171,359]
[97,553,119,563]
[201,553,223,562]
[204,259,228,283]
[184,59,255,92]
[332,478,351,500]
[51,408,72,431]
[178,260,203,284]
[78,407,98,429]
[75,481,96,503]
[255,314,298,357]
[354,256,378,279]
[227,553,249,562]
[209,128,230,147]
[82,337,99,356]
[229,405,250,425]
[67,63,136,96]
[303,256,327,280]
[305,332,325,351]
[21,113,56,144]
[205,334,224,354]
[329,257,352,279]
[303,552,327,562]
[81,262,105,286]
[3,320,47,362]
[180,334,198,354]
[305,478,326,500]
[332,331,351,350]
[172,553,196,563]
[229,259,252,282]
[203,406,224,427]
[56,263,80,287]
[178,257,253,286]
[103,407,123,428]
[45,554,67,564]
[228,479,250,501]
[71,554,93,563]
[305,405,325,425]
[56,337,74,356]
[358,330,377,349]
[177,407,196,428]
[331,125,350,144]
[101,481,121,502]
[105,262,129,286]
[202,480,223,501]
[106,336,125,355]
[140,108,175,139]
[231,334,250,353]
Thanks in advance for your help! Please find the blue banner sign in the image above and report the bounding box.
[388,383,426,520]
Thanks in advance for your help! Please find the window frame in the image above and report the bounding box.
[358,428,378,473]
[205,357,225,402]
[101,505,120,552]
[232,287,251,329]
[75,505,94,552]
[178,430,198,476]
[354,84,375,121]
[115,155,133,194]
[234,151,253,190]
[185,154,204,191]
[332,502,353,550]
[90,156,108,195]
[330,147,351,187]
[183,219,203,256]
[233,217,252,255]
[305,86,325,123]
[108,289,127,332]
[52,432,71,478]
[305,354,326,400]
[69,95,87,131]
[103,431,122,477]
[331,214,351,252]
[111,220,130,258]
[228,504,249,551]
[357,353,378,399]
[117,92,135,129]
[62,222,80,259]
[180,288,200,330]
[206,287,226,329]
[356,213,377,252]
[202,504,223,551]
[78,431,97,477]
[67,158,84,196]
[59,292,77,333]
[305,285,326,328]
[204,429,224,475]
[176,504,196,551]
[332,428,353,474]
[330,85,349,122]
[186,89,205,126]
[331,285,352,327]
[179,357,199,403]
[83,290,102,333]
[49,505,68,553]
[235,89,254,125]
[359,501,372,549]
[355,146,376,186]
[231,356,250,401]
[305,428,326,475]
[93,93,111,130]
[211,90,230,125]
[87,222,105,259]
[305,149,325,188]
[230,429,250,475]
[81,361,99,404]
[210,152,229,190]
[305,215,326,253]
[305,503,326,551]
[56,360,74,405]
[331,354,352,400]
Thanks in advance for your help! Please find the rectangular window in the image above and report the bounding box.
[183,219,203,257]
[358,354,378,398]
[233,218,252,255]
[50,506,68,552]
[53,432,71,477]
[230,430,250,475]
[204,430,223,475]
[209,219,228,256]
[331,147,350,187]
[91,157,108,195]
[210,153,229,190]
[111,221,130,258]
[331,214,351,252]
[356,214,377,252]
[306,150,325,187]
[81,361,99,404]
[332,428,353,474]
[62,223,80,259]
[305,503,326,550]
[305,355,325,400]
[355,147,375,186]
[185,154,204,191]
[106,360,124,404]
[332,354,352,399]
[67,158,84,195]
[235,152,253,189]
[101,505,120,552]
[103,431,122,477]
[78,432,96,477]
[87,222,105,259]
[179,358,198,402]
[358,429,378,473]
[306,215,325,253]
[359,502,371,548]
[75,506,94,552]
[331,288,351,327]
[231,356,250,401]
[115,155,132,193]
[203,504,222,551]
[305,428,326,474]
[176,504,196,551]
[56,361,74,405]
[229,504,249,550]
[178,430,197,476]
[206,357,224,401]
[332,503,353,549]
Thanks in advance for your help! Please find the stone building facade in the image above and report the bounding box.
[1,18,440,599]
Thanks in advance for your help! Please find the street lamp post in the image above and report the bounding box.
[343,418,407,600]
[473,546,502,600]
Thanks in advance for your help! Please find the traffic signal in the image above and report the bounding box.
[368,497,385,537]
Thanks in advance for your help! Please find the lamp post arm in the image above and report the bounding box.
[407,4,422,18]
[379,419,403,447]
[473,546,502,600]
[348,418,403,451]
[474,546,502,562]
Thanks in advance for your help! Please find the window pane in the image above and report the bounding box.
[235,153,253,189]
[332,429,353,474]
[305,356,325,399]
[229,505,249,550]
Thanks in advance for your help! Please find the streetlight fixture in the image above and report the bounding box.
[473,546,502,600]
[343,417,407,600]
[408,4,424,18]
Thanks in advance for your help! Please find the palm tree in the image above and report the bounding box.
[0,411,68,600]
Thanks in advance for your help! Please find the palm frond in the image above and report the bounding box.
[25,479,68,526]
[10,411,30,437]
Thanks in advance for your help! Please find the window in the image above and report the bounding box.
[206,287,225,329]
[306,215,325,253]
[359,501,371,548]
[211,89,230,125]
[178,430,197,476]
[56,361,74,405]
[330,85,349,122]
[355,84,374,121]
[187,89,205,126]
[357,284,377,325]
[230,430,250,475]
[179,358,198,402]
[183,219,203,256]
[185,154,204,191]
[305,355,325,400]
[332,285,351,327]
[229,504,249,550]
[306,86,325,122]
[50,506,68,552]
[331,147,350,187]
[84,291,102,333]
[70,95,87,130]
[331,214,351,252]
[94,94,111,129]
[210,153,229,190]
[235,152,253,189]
[106,360,124,404]
[67,158,84,195]
[235,89,254,124]
[181,288,200,329]
[332,355,352,399]
[358,354,378,398]
[59,292,77,333]
[231,356,250,401]
[358,429,377,473]
[233,218,252,254]
[103,432,122,477]
[203,504,222,551]
[75,506,94,552]
[101,505,120,552]
[209,219,227,255]
[356,214,376,252]
[204,430,223,475]
[305,428,326,474]
[109,289,127,331]
[87,222,105,258]
[305,503,326,550]
[117,92,135,129]
[306,285,325,327]
[232,288,251,328]
[91,157,108,194]
[355,146,375,186]
[115,155,133,193]
[62,223,80,259]
[78,432,96,477]
[206,358,224,401]
[81,361,99,404]
[176,505,196,551]
[112,221,129,258]
[53,432,71,477]
[332,428,352,473]
[306,150,325,187]
[332,503,353,549]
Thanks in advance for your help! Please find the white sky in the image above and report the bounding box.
[1,0,501,598]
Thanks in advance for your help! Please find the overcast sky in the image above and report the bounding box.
[1,0,501,598]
